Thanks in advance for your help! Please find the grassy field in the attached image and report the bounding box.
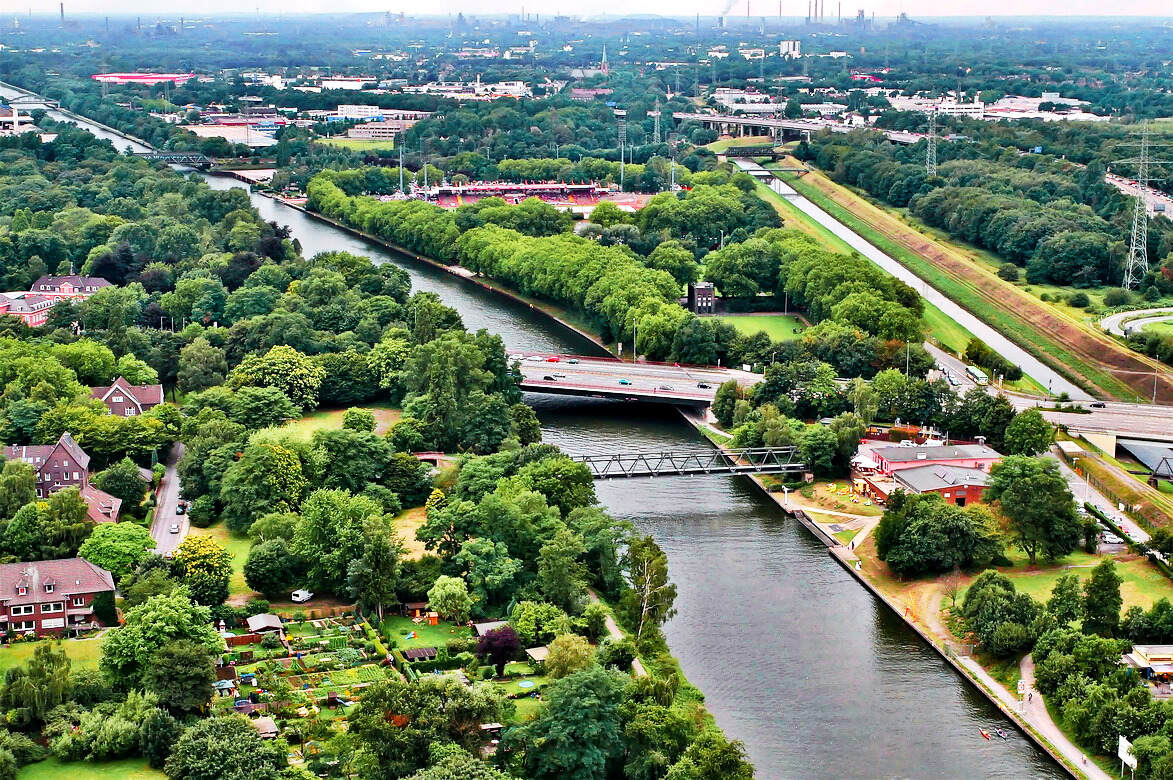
[922,301,973,355]
[393,506,429,559]
[382,616,472,649]
[191,521,253,598]
[1143,321,1173,338]
[313,137,395,151]
[713,313,807,341]
[778,166,1162,401]
[705,137,776,154]
[0,637,103,674]
[19,758,164,779]
[282,402,401,440]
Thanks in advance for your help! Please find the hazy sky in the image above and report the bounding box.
[28,0,1171,20]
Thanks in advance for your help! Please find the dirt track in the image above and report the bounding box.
[800,171,1173,403]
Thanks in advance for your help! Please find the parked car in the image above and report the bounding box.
[168,524,180,534]
[175,502,186,515]
[291,589,314,603]
[1101,533,1124,545]
[618,379,632,385]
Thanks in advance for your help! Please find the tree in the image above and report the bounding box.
[986,456,1081,565]
[229,386,299,429]
[172,535,233,606]
[1003,409,1053,456]
[545,633,595,679]
[427,575,472,623]
[343,407,377,432]
[476,625,521,677]
[100,590,223,688]
[77,521,156,580]
[220,443,306,533]
[92,457,149,507]
[139,708,182,770]
[143,640,216,714]
[874,492,1003,578]
[247,512,302,544]
[510,403,542,446]
[312,428,394,494]
[244,538,302,598]
[177,337,227,393]
[664,728,755,780]
[1083,559,1123,636]
[510,601,570,647]
[519,457,596,516]
[712,380,740,428]
[1047,572,1083,626]
[293,489,384,594]
[0,643,71,726]
[621,535,677,643]
[164,715,288,780]
[228,345,326,411]
[349,676,507,780]
[347,534,403,619]
[503,667,627,780]
[454,537,521,615]
[0,461,36,522]
[538,528,589,614]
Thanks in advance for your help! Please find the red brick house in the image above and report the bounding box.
[892,464,993,507]
[2,433,122,523]
[870,444,1002,476]
[28,275,111,301]
[89,377,164,417]
[0,558,115,636]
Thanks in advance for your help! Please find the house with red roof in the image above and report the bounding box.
[0,558,115,636]
[28,275,111,301]
[2,433,122,523]
[89,377,164,417]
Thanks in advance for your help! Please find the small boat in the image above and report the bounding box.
[980,729,991,740]
[996,728,1009,740]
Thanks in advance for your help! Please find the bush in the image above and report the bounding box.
[1068,292,1090,308]
[1103,288,1132,307]
[996,263,1020,282]
[244,598,270,617]
[446,637,473,655]
[292,610,307,623]
[596,637,637,671]
[187,496,216,528]
[989,622,1032,658]
[260,633,282,650]
[478,666,495,681]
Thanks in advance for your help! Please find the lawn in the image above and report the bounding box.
[712,313,807,342]
[0,637,103,674]
[19,758,164,779]
[191,521,253,598]
[393,506,429,559]
[705,136,775,154]
[960,549,1173,612]
[283,402,401,440]
[511,696,545,722]
[382,616,472,649]
[923,300,973,356]
[313,137,395,151]
[1143,321,1173,339]
[492,674,551,697]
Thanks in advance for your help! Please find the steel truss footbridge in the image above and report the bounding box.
[570,447,807,479]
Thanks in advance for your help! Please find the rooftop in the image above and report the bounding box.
[872,444,1000,464]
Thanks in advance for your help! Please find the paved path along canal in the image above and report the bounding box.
[4,88,1067,777]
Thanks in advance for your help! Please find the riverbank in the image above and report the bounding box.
[0,80,157,152]
[242,184,614,357]
[674,407,1084,778]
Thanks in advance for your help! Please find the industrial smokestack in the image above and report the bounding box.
[807,0,810,21]
[59,2,63,25]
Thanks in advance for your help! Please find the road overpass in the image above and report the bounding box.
[513,353,759,405]
[673,112,922,145]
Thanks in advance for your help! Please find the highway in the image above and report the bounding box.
[513,353,760,405]
[673,112,923,145]
[1106,173,1173,217]
[1100,307,1173,337]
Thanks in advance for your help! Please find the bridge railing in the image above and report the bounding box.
[570,447,806,479]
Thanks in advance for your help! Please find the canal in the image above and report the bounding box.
[15,93,1065,778]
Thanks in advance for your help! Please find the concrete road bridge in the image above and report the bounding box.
[673,112,922,145]
[570,447,806,479]
[513,353,761,406]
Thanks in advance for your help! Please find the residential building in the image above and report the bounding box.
[29,275,111,301]
[89,376,164,417]
[687,282,715,315]
[3,433,122,522]
[0,292,54,327]
[347,121,413,139]
[0,558,115,636]
[779,40,802,58]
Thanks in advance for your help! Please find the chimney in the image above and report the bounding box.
[59,2,63,25]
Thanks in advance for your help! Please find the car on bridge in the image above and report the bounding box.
[658,385,674,391]
[697,382,712,389]
[567,358,580,364]
[618,379,632,385]
[543,375,557,381]
[546,356,560,362]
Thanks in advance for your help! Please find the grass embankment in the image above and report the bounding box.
[313,137,395,151]
[753,178,979,356]
[713,313,807,341]
[775,163,1173,402]
[705,136,776,154]
[1063,445,1173,530]
[0,637,103,674]
[18,758,164,779]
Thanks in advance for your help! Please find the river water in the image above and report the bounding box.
[14,92,1066,778]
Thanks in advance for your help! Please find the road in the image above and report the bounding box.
[1106,174,1173,217]
[1047,450,1151,547]
[513,353,760,404]
[1100,307,1173,337]
[673,111,922,145]
[150,443,187,556]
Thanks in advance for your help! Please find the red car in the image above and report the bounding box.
[546,356,560,362]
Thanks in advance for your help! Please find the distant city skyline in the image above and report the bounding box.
[16,0,1172,20]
